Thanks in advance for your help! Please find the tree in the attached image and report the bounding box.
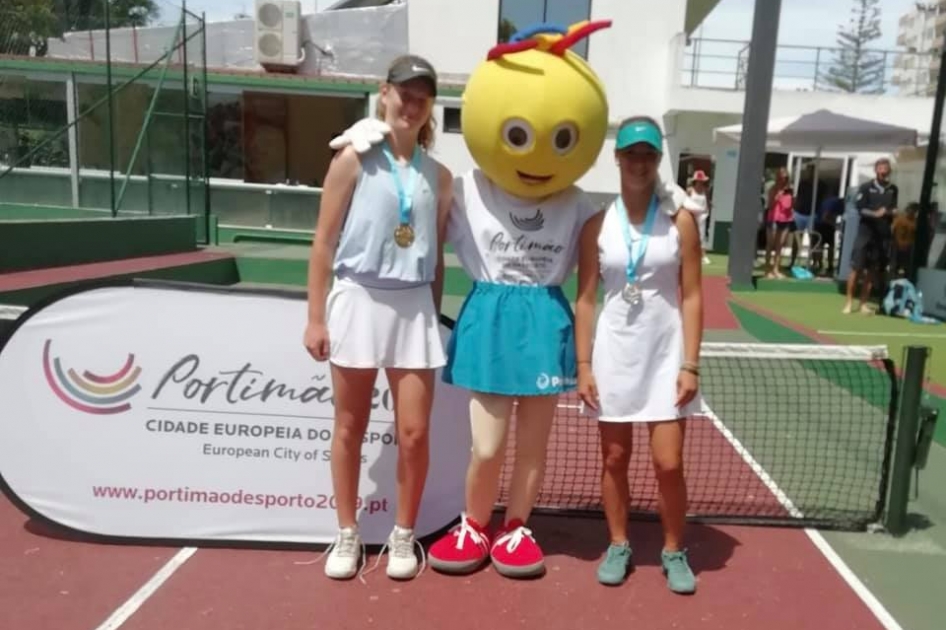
[1,0,59,56]
[58,0,160,31]
[1,0,160,56]
[498,18,517,44]
[821,0,886,93]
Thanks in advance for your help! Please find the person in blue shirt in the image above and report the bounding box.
[304,55,454,581]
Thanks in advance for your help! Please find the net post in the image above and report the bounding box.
[885,345,930,535]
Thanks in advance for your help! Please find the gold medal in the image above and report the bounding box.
[394,224,415,248]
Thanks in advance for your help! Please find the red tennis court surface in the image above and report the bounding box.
[0,251,233,293]
[501,394,789,519]
[703,276,740,330]
[0,490,892,630]
[0,276,893,630]
[1,395,895,630]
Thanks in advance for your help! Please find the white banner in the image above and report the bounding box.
[0,283,471,545]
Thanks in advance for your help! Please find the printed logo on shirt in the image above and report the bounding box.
[486,217,569,284]
[509,208,545,232]
[536,373,577,390]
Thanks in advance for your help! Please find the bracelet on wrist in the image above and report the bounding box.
[680,362,700,376]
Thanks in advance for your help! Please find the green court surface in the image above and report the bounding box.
[732,290,946,449]
[697,347,895,529]
[728,290,946,630]
[735,291,946,386]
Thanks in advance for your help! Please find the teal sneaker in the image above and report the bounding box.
[661,549,696,594]
[596,542,632,585]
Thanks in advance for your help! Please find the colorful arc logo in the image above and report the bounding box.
[42,339,142,415]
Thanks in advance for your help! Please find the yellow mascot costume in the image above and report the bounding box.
[428,21,611,579]
[330,20,686,578]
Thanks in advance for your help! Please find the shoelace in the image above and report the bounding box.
[607,545,629,561]
[663,549,690,573]
[494,524,534,553]
[294,533,368,584]
[452,515,488,551]
[361,535,427,580]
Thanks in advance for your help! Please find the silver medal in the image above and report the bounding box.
[622,281,642,305]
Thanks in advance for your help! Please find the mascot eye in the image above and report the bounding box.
[502,118,535,152]
[552,122,579,155]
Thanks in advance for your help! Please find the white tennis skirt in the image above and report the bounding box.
[326,277,447,370]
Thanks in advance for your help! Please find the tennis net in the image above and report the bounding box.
[496,342,898,531]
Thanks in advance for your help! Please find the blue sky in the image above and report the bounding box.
[160,0,918,50]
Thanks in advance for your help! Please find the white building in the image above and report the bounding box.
[401,0,939,251]
[893,1,944,97]
[2,0,942,253]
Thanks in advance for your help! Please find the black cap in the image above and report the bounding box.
[387,55,438,96]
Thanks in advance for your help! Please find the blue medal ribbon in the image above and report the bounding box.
[380,141,422,227]
[616,193,659,290]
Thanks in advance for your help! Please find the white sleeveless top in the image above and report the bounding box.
[446,169,600,286]
[590,196,703,422]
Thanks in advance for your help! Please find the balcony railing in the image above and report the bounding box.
[681,37,939,96]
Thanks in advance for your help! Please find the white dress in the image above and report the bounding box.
[590,199,703,423]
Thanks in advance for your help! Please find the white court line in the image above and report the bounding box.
[703,405,904,630]
[93,547,197,630]
[804,531,904,630]
[704,409,802,518]
[818,330,946,339]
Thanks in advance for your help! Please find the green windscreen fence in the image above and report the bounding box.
[0,0,210,243]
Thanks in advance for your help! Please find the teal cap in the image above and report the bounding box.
[615,119,663,152]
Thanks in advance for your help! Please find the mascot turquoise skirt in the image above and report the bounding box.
[443,282,577,396]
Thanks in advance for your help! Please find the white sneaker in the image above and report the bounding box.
[324,526,363,580]
[385,525,423,579]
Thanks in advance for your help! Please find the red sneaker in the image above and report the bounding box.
[428,513,491,575]
[490,519,545,578]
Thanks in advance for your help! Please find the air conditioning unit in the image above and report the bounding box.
[255,0,304,68]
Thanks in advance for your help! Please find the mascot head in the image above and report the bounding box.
[460,21,611,200]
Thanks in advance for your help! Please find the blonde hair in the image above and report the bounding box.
[375,86,437,151]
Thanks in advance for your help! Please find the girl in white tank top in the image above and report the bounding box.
[574,116,704,594]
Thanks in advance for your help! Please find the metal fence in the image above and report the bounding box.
[0,1,210,243]
[681,37,940,96]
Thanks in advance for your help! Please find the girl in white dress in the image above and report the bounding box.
[304,55,454,582]
[574,116,703,594]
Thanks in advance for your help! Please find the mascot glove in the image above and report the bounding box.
[658,178,703,216]
[328,118,391,154]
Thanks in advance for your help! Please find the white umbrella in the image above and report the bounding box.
[713,109,918,153]
[714,109,919,272]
